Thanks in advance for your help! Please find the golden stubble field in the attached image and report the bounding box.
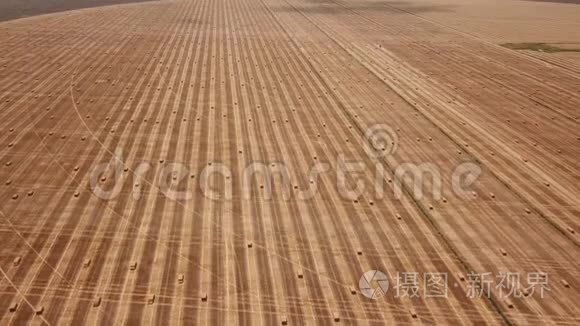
[0,0,579,324]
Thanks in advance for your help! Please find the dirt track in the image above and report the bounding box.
[0,0,579,324]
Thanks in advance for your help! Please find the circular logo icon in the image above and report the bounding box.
[363,124,398,158]
[359,270,389,299]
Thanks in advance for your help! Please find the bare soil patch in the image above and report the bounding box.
[0,0,155,22]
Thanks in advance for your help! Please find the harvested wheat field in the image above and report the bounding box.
[0,0,579,324]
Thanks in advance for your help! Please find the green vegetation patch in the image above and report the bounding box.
[501,42,580,53]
